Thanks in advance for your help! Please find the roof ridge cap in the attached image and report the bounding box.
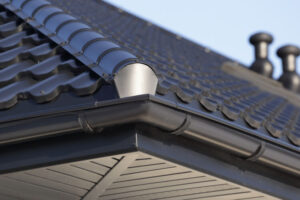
[1,0,158,97]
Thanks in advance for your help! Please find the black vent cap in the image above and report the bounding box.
[277,45,300,58]
[249,32,273,45]
[277,44,300,92]
[249,32,274,77]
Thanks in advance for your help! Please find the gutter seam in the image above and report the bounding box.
[246,141,266,161]
[170,114,191,135]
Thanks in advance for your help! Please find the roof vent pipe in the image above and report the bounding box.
[277,45,300,92]
[249,32,274,77]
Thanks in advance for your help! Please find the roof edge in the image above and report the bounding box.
[0,94,298,176]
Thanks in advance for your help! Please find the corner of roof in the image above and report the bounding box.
[2,0,158,98]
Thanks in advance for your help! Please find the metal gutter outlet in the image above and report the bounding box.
[114,63,158,98]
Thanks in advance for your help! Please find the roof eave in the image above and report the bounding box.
[0,94,299,176]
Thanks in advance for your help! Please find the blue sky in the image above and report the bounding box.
[105,0,300,78]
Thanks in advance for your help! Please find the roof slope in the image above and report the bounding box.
[0,0,299,153]
[48,0,300,150]
[0,3,102,109]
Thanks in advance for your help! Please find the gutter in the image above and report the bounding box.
[0,94,299,176]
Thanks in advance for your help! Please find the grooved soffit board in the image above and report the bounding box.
[0,152,279,200]
[0,0,158,97]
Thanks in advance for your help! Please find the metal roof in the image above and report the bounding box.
[0,3,102,109]
[0,0,299,150]
[0,0,299,199]
[47,0,300,149]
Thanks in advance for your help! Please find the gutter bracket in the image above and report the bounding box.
[170,114,191,135]
[78,113,96,134]
[246,141,266,161]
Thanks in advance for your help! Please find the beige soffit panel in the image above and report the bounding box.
[0,152,279,200]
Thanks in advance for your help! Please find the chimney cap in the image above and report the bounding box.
[249,32,273,45]
[277,45,300,58]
